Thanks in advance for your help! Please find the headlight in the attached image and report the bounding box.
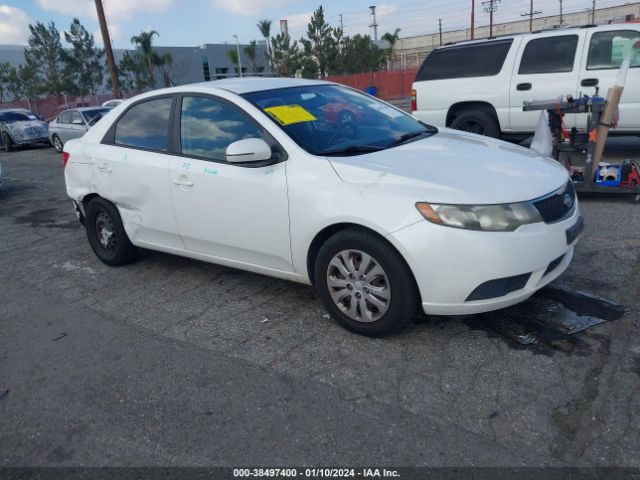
[415,201,542,232]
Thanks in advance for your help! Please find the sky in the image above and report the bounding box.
[0,0,636,48]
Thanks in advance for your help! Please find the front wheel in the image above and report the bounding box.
[314,228,419,336]
[1,131,13,152]
[85,197,137,266]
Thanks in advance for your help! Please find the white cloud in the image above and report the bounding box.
[210,0,301,17]
[36,0,173,21]
[93,23,121,46]
[36,0,95,17]
[0,5,30,44]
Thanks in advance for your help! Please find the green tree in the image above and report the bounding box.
[244,40,259,74]
[116,51,153,94]
[6,63,40,111]
[381,28,401,70]
[0,62,12,103]
[339,34,384,74]
[300,6,340,77]
[130,30,159,86]
[24,21,68,96]
[156,51,175,87]
[257,19,272,70]
[226,48,239,75]
[62,18,104,102]
[270,33,300,77]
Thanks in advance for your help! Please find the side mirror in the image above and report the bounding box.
[225,138,272,163]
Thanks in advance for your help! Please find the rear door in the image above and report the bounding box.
[55,111,74,143]
[579,26,640,132]
[91,95,184,249]
[509,32,585,131]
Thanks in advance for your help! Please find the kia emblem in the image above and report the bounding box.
[563,193,574,208]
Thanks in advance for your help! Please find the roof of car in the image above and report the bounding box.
[177,77,333,94]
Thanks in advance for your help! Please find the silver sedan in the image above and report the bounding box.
[49,107,111,152]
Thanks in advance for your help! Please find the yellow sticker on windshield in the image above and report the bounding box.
[264,104,317,126]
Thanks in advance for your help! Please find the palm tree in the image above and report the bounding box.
[381,28,401,70]
[226,49,239,76]
[257,19,272,70]
[244,40,259,74]
[131,30,159,80]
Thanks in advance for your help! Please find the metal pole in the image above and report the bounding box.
[559,0,563,25]
[438,19,443,46]
[591,0,596,24]
[529,0,533,31]
[490,1,494,37]
[234,35,243,77]
[94,0,121,99]
[470,0,475,39]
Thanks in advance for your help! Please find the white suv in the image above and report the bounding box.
[411,24,640,137]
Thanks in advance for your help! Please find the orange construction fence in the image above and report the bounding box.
[324,69,417,100]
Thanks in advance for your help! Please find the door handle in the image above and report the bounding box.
[516,83,532,91]
[96,166,112,173]
[581,78,599,87]
[172,179,194,187]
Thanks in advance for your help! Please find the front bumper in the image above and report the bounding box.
[389,206,582,315]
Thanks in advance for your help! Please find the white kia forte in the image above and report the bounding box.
[63,78,583,336]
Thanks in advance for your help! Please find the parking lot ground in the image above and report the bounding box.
[1,146,640,467]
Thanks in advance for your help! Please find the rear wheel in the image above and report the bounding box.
[314,228,419,336]
[450,110,500,138]
[85,197,137,266]
[52,134,63,153]
[1,131,13,152]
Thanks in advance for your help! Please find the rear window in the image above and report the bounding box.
[416,40,513,81]
[518,35,578,74]
[114,97,172,151]
[587,30,640,69]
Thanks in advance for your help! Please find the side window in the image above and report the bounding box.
[180,96,264,161]
[416,40,513,81]
[114,97,172,151]
[58,112,71,124]
[587,30,640,69]
[518,35,578,74]
[70,111,84,124]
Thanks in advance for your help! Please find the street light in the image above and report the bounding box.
[233,34,243,78]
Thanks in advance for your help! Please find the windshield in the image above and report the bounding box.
[0,111,38,122]
[82,108,110,122]
[242,85,436,156]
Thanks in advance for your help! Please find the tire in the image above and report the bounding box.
[1,131,13,152]
[314,227,420,336]
[85,197,137,266]
[450,110,500,138]
[52,134,63,153]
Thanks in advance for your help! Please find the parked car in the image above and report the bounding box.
[63,78,582,336]
[0,109,50,152]
[49,107,112,153]
[102,99,123,109]
[412,24,640,138]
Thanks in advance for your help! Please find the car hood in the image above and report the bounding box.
[3,120,49,139]
[327,129,569,204]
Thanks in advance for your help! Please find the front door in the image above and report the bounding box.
[169,94,293,272]
[578,27,640,132]
[509,33,584,132]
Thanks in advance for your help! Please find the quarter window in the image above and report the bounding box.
[587,30,640,69]
[114,97,172,151]
[180,96,264,161]
[518,35,578,74]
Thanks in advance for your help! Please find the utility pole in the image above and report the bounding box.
[521,0,542,32]
[438,19,443,46]
[471,0,475,39]
[559,0,564,25]
[233,35,243,77]
[339,14,344,33]
[369,6,378,41]
[591,0,596,24]
[94,0,120,99]
[482,0,500,38]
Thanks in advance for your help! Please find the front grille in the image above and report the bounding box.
[532,181,576,223]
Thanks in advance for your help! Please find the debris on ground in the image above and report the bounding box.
[0,390,9,401]
[261,318,269,323]
[51,333,68,341]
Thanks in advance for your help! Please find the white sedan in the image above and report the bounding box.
[63,78,582,336]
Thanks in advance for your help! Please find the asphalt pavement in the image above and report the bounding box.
[1,145,639,468]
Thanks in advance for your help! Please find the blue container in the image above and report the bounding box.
[595,164,622,187]
[363,86,377,97]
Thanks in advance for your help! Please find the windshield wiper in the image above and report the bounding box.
[385,130,431,148]
[319,144,385,156]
